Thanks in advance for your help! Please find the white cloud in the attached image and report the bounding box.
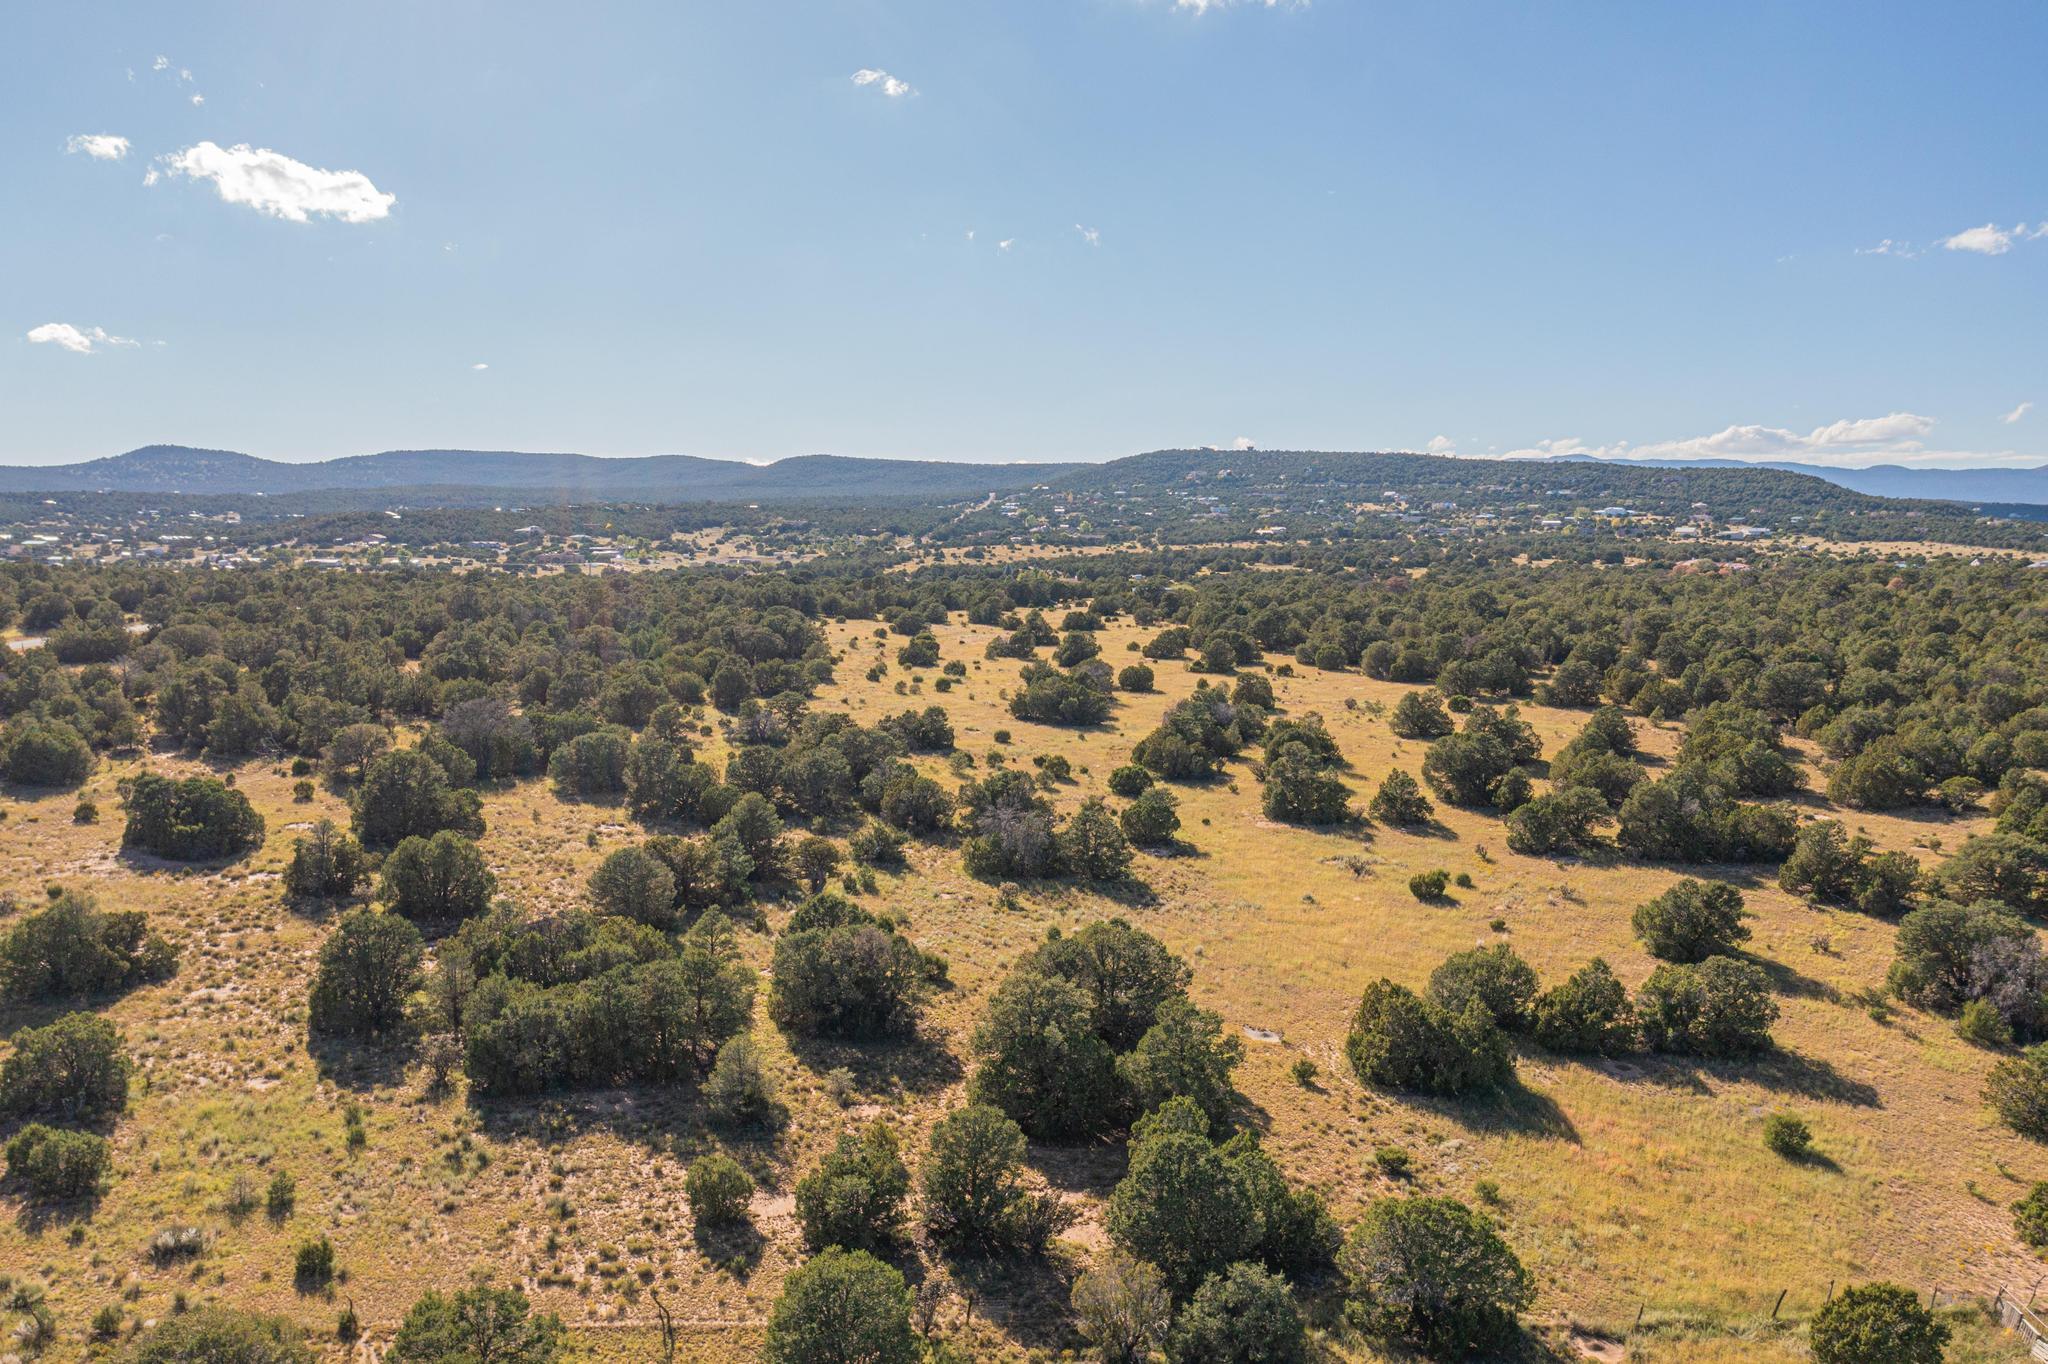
[1855,238,1920,258]
[471,363,489,371]
[1943,222,2017,255]
[157,141,395,223]
[998,238,1015,252]
[1170,0,1304,12]
[852,68,916,98]
[1496,411,2043,469]
[2006,401,2034,424]
[1231,437,1257,451]
[1426,435,1455,454]
[1075,224,1101,246]
[190,93,205,106]
[27,323,137,354]
[152,55,169,71]
[65,133,130,161]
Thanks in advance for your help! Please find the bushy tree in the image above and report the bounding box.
[1934,832,2048,916]
[283,820,368,900]
[1426,945,1538,1030]
[389,1284,565,1364]
[921,1103,1061,1252]
[1120,785,1181,846]
[1107,1125,1256,1296]
[124,772,265,860]
[1390,690,1454,739]
[1530,959,1637,1055]
[1120,997,1244,1131]
[0,716,94,787]
[763,1248,918,1364]
[1808,1282,1948,1364]
[1262,746,1351,824]
[1072,1250,1172,1364]
[969,967,1124,1140]
[1342,1195,1533,1359]
[1986,1044,2048,1140]
[1635,956,1777,1057]
[1887,898,2032,1012]
[1369,769,1434,825]
[308,908,424,1037]
[1632,879,1750,963]
[1504,786,1607,855]
[1022,918,1192,1050]
[770,917,930,1040]
[1615,764,1795,864]
[1109,764,1155,798]
[795,1120,910,1252]
[1345,979,1513,1096]
[1166,1262,1306,1364]
[703,1032,778,1128]
[686,1152,754,1227]
[1060,797,1134,880]
[587,845,677,926]
[5,1122,112,1199]
[0,1012,130,1120]
[0,889,175,1000]
[548,725,632,796]
[381,831,496,922]
[354,749,484,848]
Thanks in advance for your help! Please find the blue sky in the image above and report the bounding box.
[3,1,2044,468]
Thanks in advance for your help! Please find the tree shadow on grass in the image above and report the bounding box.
[1614,1048,1881,1109]
[1746,951,1841,1004]
[1411,1075,1581,1144]
[782,1030,964,1103]
[945,1250,1081,1354]
[692,1217,766,1278]
[306,1031,416,1093]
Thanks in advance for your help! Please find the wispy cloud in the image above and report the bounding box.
[156,142,396,224]
[1855,238,1920,258]
[998,238,1016,252]
[2006,401,2034,425]
[1496,411,2038,470]
[1171,0,1294,11]
[27,323,138,354]
[65,133,130,161]
[1427,435,1455,454]
[471,363,490,372]
[852,68,916,98]
[1075,224,1101,246]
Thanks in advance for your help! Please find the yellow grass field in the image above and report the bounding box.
[0,613,2038,1361]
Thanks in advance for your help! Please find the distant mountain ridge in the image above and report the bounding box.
[3,441,2044,513]
[1544,453,2048,505]
[0,445,1076,501]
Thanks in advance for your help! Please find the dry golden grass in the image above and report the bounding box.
[0,612,2038,1361]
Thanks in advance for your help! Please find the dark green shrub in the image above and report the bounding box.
[1345,979,1512,1096]
[5,1122,111,1199]
[283,821,367,899]
[1408,869,1450,901]
[1530,959,1637,1055]
[379,831,496,922]
[1341,1195,1532,1359]
[1632,879,1750,963]
[0,888,175,1001]
[794,1120,909,1253]
[389,1283,564,1364]
[1808,1282,1948,1364]
[123,772,265,861]
[307,909,424,1038]
[763,1248,917,1364]
[1762,1113,1812,1159]
[1635,956,1777,1057]
[686,1153,754,1226]
[0,1012,130,1121]
[1165,1262,1305,1364]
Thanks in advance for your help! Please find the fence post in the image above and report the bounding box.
[1631,1302,1645,1336]
[1771,1289,1787,1320]
[1824,1279,1834,1305]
